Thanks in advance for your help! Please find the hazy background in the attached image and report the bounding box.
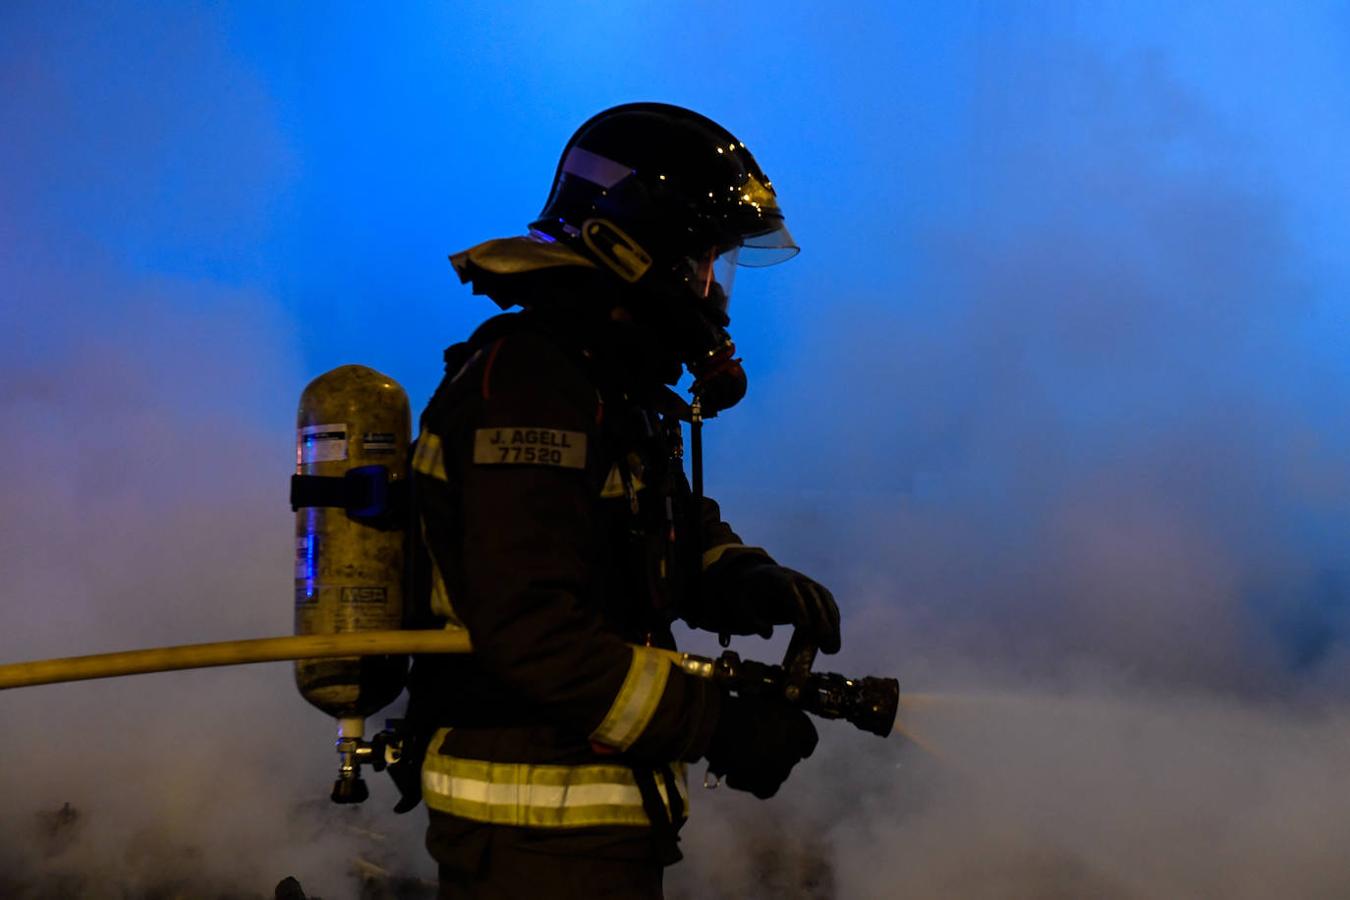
[2,1,1348,896]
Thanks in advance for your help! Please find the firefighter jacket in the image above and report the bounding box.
[406,298,773,859]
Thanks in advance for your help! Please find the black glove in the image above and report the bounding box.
[373,722,428,814]
[386,745,425,815]
[705,694,819,799]
[734,563,842,654]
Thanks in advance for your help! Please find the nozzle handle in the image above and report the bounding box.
[781,628,818,703]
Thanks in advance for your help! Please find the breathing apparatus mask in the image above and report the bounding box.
[677,244,746,415]
[674,215,799,414]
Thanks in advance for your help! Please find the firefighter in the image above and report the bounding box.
[400,103,841,899]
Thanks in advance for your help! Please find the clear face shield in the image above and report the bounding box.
[692,245,741,315]
[681,200,797,416]
[690,221,798,315]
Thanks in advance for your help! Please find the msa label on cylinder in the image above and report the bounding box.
[342,586,388,605]
[299,424,348,463]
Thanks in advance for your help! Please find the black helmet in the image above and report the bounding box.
[528,102,798,315]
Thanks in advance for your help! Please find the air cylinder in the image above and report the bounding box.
[293,366,410,743]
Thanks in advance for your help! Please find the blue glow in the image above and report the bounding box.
[303,527,317,600]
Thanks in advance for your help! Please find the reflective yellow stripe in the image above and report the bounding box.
[422,742,687,828]
[701,543,767,571]
[412,432,448,482]
[430,566,463,626]
[589,646,671,750]
[411,430,459,623]
[599,463,645,498]
[418,516,464,626]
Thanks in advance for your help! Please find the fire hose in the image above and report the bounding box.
[0,630,471,691]
[0,630,898,740]
[0,627,916,803]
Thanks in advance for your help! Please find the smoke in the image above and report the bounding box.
[0,4,434,896]
[4,3,1350,898]
[0,266,443,895]
[670,31,1350,900]
[0,289,439,896]
[706,37,1349,689]
[666,688,1350,899]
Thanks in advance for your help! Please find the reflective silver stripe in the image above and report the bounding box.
[422,743,687,828]
[562,146,632,189]
[589,646,671,750]
[412,431,448,481]
[701,543,768,571]
[448,348,483,385]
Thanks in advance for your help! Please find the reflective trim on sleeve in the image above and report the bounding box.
[411,432,448,482]
[701,543,768,571]
[588,646,672,751]
[422,741,688,828]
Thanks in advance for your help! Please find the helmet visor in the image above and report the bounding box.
[738,222,799,267]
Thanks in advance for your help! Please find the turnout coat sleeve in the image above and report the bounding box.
[413,331,720,762]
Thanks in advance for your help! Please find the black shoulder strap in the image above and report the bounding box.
[442,341,475,378]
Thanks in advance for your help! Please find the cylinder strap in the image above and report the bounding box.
[290,467,404,518]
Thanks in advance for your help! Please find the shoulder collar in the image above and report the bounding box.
[450,235,597,277]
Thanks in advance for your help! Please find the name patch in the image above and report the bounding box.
[473,427,587,469]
